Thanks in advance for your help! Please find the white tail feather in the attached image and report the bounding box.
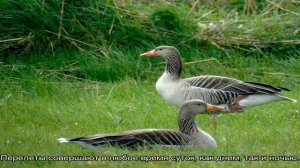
[57,138,69,143]
[279,96,297,103]
[239,94,297,108]
[57,137,102,150]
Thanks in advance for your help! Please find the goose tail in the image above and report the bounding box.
[279,95,297,103]
[238,94,297,108]
[57,137,70,143]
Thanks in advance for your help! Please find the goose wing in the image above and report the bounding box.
[68,129,189,149]
[185,75,288,95]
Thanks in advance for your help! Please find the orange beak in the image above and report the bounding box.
[206,103,224,112]
[140,49,156,57]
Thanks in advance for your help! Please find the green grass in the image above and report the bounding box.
[1,51,299,167]
[1,0,299,57]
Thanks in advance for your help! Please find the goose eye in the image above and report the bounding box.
[158,48,163,51]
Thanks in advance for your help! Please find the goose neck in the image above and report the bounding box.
[165,55,182,78]
[178,109,199,135]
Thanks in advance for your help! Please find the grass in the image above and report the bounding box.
[1,0,299,57]
[1,50,299,167]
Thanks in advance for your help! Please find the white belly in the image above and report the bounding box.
[189,130,217,149]
[156,73,186,106]
[217,94,293,113]
[239,94,287,108]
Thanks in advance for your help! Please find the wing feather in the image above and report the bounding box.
[185,75,286,95]
[68,129,189,149]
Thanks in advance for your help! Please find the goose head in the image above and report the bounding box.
[180,99,224,116]
[140,46,183,76]
[140,46,180,60]
[179,100,222,149]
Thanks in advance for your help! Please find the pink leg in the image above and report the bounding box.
[228,95,248,113]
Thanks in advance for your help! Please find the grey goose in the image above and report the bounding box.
[140,46,296,112]
[57,100,223,149]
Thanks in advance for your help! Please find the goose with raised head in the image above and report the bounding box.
[140,46,296,112]
[57,100,223,149]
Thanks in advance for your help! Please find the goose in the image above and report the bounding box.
[140,46,296,112]
[57,100,223,149]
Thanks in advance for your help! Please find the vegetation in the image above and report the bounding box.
[0,0,299,167]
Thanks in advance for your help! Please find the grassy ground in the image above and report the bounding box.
[1,51,299,167]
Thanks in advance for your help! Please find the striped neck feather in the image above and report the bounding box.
[165,55,182,78]
[178,110,198,135]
